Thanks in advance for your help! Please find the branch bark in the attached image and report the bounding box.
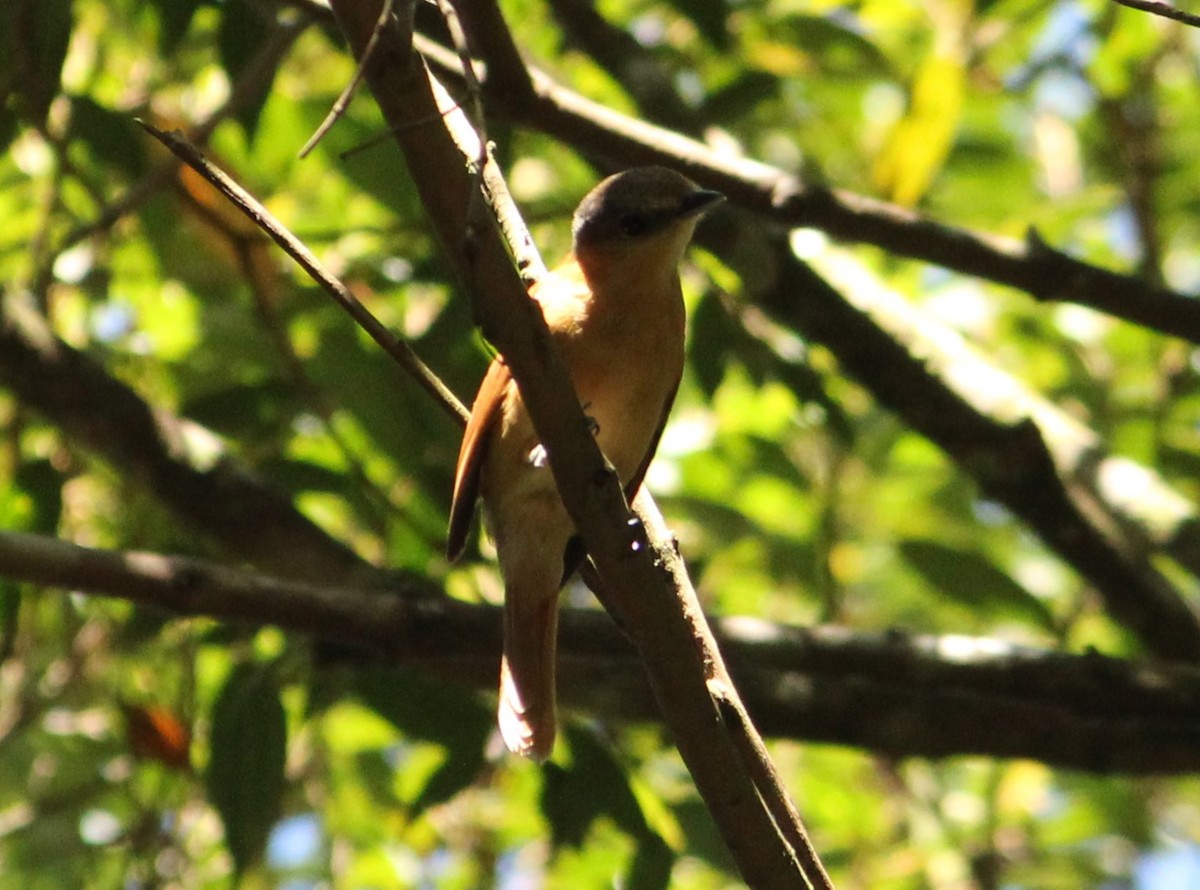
[4,529,1200,775]
[0,291,369,585]
[417,27,1200,660]
[415,33,1200,345]
[326,1,821,885]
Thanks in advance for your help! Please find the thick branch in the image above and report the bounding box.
[755,241,1200,661]
[326,2,812,887]
[419,31,1200,655]
[0,292,368,585]
[416,36,1200,345]
[4,530,1200,775]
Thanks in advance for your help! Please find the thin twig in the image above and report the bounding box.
[299,0,398,158]
[137,120,468,427]
[1112,0,1200,28]
[434,0,494,285]
[60,17,309,251]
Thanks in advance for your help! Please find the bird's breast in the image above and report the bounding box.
[484,269,685,516]
[557,282,684,480]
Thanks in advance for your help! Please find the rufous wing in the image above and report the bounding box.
[447,357,512,561]
[624,376,681,503]
[559,375,682,585]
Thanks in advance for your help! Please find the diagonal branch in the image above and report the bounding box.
[756,239,1200,661]
[325,2,826,886]
[417,25,1200,658]
[0,292,372,585]
[416,34,1200,345]
[137,120,468,427]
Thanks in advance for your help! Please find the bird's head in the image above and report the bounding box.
[570,166,723,281]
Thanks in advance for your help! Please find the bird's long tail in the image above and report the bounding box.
[499,583,560,762]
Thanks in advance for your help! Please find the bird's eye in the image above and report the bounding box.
[618,213,649,236]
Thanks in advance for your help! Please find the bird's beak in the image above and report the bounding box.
[680,189,725,217]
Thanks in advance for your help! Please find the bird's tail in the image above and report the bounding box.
[499,585,559,761]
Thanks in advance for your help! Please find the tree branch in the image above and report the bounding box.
[416,35,1200,345]
[0,291,370,585]
[326,2,823,885]
[756,239,1200,661]
[418,27,1200,659]
[1112,0,1200,29]
[4,529,1200,775]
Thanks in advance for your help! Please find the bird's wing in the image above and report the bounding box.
[624,375,681,503]
[559,374,682,585]
[447,356,512,560]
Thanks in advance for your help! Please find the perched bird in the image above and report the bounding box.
[447,166,723,760]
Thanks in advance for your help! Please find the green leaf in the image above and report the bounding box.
[702,71,780,124]
[688,291,734,398]
[781,14,892,77]
[354,668,491,813]
[542,725,675,889]
[147,0,203,53]
[899,539,1056,631]
[0,108,19,155]
[180,378,297,439]
[354,668,491,748]
[216,0,273,137]
[872,53,966,206]
[69,96,148,178]
[205,662,288,875]
[627,831,674,890]
[14,458,63,535]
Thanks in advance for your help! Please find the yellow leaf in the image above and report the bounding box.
[872,54,965,206]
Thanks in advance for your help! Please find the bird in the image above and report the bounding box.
[447,166,723,761]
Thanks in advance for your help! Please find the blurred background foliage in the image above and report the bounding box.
[2,0,1200,887]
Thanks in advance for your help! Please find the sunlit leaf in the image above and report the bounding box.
[542,726,676,887]
[872,53,966,206]
[354,668,491,813]
[899,539,1056,631]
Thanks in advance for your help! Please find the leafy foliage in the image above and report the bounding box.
[2,0,1200,887]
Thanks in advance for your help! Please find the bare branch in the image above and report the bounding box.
[5,529,1200,775]
[417,36,1200,345]
[138,120,468,427]
[326,1,820,885]
[1113,0,1200,28]
[447,0,535,107]
[299,0,401,158]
